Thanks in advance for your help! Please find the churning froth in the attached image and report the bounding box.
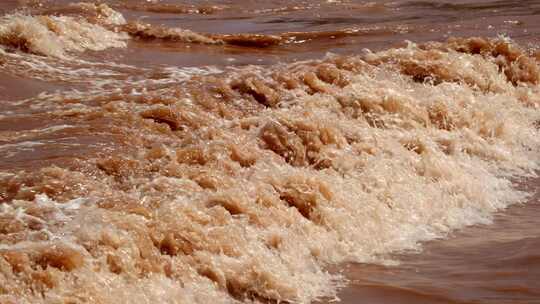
[0,4,128,58]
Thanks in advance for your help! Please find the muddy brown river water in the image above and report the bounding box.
[1,1,540,303]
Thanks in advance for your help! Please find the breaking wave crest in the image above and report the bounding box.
[123,22,402,48]
[123,21,220,45]
[0,4,127,58]
[1,32,539,303]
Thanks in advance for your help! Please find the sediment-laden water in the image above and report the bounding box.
[1,1,539,303]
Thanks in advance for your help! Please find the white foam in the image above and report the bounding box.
[0,12,128,58]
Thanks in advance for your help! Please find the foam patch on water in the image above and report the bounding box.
[0,11,128,58]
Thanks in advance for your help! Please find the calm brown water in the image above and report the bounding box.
[0,1,539,303]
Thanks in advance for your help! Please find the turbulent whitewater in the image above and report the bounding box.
[0,2,540,304]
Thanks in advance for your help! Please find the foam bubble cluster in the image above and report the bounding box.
[0,5,127,58]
